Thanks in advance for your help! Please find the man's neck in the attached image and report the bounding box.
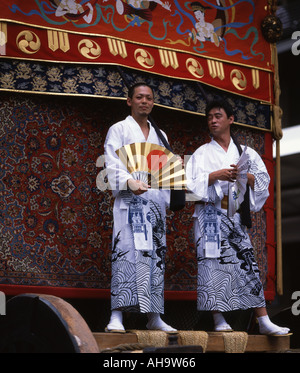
[132,114,150,139]
[213,134,231,152]
[132,114,149,128]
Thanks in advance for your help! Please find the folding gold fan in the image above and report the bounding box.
[116,142,186,189]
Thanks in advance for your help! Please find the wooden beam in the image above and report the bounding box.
[93,331,290,353]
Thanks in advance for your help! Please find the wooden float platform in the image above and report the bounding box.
[93,330,291,353]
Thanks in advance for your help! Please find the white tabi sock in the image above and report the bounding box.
[257,315,290,335]
[213,312,233,332]
[146,312,177,332]
[106,310,125,332]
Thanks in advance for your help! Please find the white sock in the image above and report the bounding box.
[213,312,232,331]
[106,310,125,331]
[146,312,177,332]
[257,315,290,335]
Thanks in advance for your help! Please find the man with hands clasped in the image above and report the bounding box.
[186,99,290,335]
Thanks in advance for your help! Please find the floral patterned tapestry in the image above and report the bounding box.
[0,60,272,131]
[0,90,275,300]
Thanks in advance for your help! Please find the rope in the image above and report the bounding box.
[99,343,149,353]
[130,330,169,347]
[130,330,209,352]
[178,331,209,352]
[99,331,249,353]
[222,332,248,353]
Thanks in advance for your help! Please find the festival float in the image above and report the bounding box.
[0,0,289,352]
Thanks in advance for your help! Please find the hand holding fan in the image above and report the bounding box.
[116,142,186,189]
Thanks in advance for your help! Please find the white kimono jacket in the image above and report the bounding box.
[186,138,270,312]
[104,115,170,313]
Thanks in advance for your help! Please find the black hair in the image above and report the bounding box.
[205,99,234,118]
[127,82,154,99]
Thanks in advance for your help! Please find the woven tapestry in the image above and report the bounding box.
[0,91,275,300]
[0,60,272,130]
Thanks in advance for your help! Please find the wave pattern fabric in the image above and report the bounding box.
[111,197,167,313]
[104,115,170,313]
[186,138,270,311]
[196,210,266,312]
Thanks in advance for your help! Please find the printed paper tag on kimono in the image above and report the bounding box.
[203,204,221,258]
[128,196,153,252]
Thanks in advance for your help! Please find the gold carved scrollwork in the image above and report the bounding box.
[230,69,247,91]
[78,39,101,60]
[16,30,41,54]
[134,48,154,69]
[186,58,204,79]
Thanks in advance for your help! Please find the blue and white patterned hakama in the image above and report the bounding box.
[195,208,265,312]
[186,138,270,312]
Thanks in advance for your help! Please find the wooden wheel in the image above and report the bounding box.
[0,293,99,353]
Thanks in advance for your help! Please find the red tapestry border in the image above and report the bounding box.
[0,0,273,70]
[0,22,274,104]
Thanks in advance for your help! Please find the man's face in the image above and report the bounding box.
[127,85,154,119]
[207,107,233,137]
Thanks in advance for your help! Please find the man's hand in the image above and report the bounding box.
[247,173,255,189]
[128,179,149,195]
[209,165,255,190]
[209,164,238,185]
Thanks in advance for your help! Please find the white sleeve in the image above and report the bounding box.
[186,146,224,203]
[246,147,270,212]
[104,123,132,197]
